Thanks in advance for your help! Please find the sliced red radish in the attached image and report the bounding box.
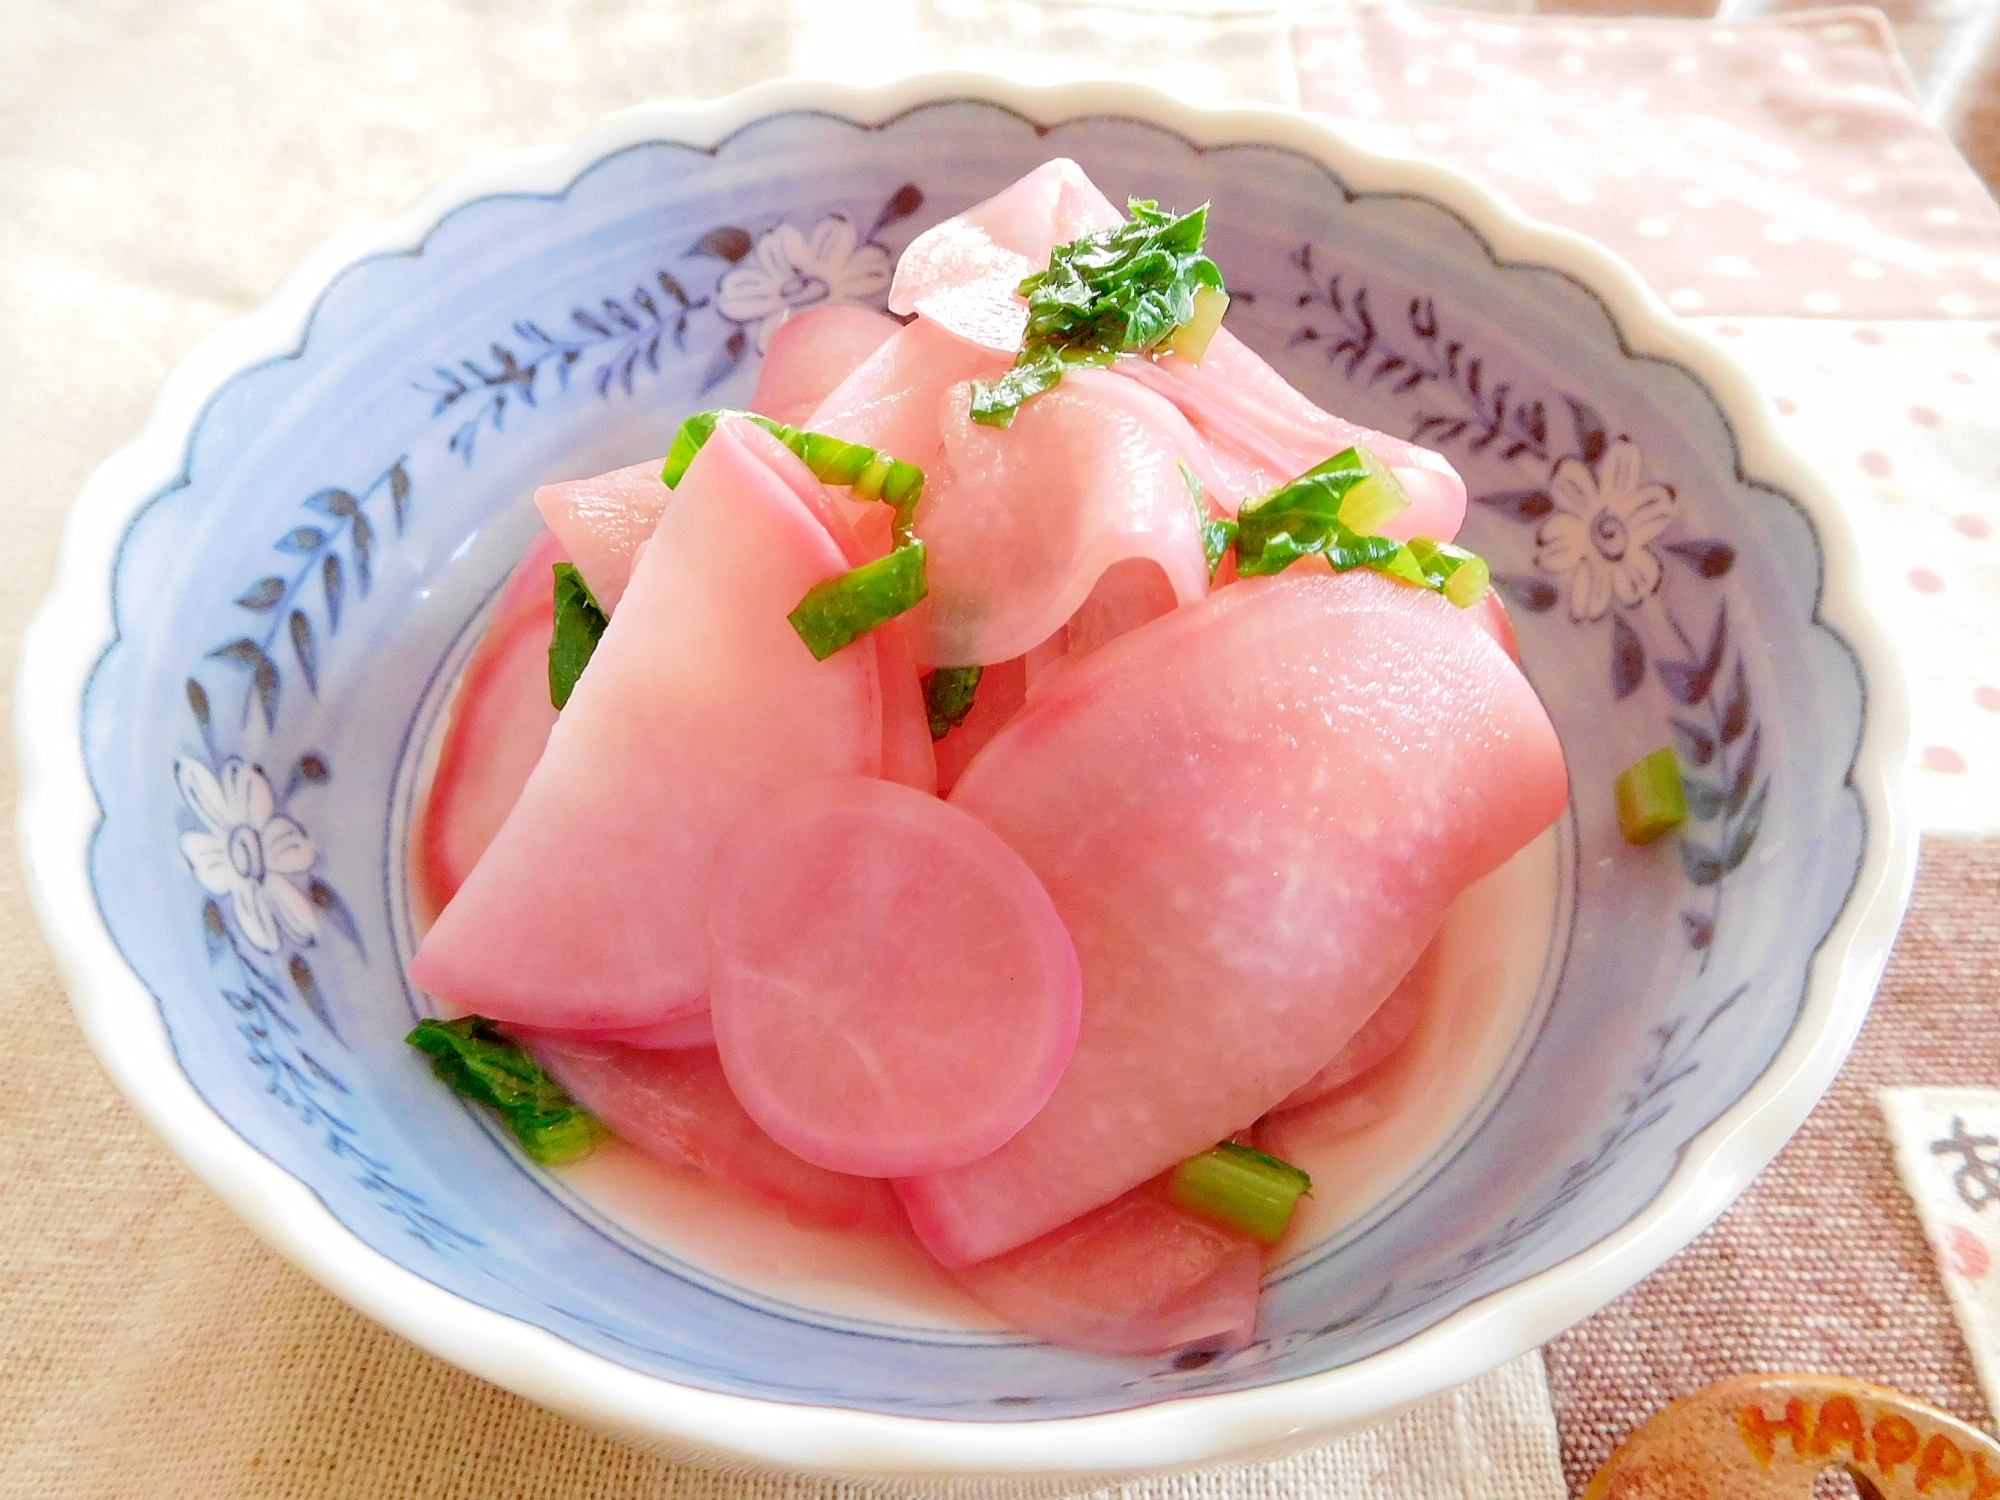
[808,315,1009,470]
[1472,588,1520,663]
[1023,628,1068,696]
[1274,935,1439,1114]
[414,528,566,917]
[709,776,1081,1178]
[527,1038,891,1230]
[887,158,1122,355]
[411,419,882,1031]
[947,1185,1262,1357]
[1122,331,1466,541]
[1059,558,1181,665]
[534,458,670,611]
[902,569,1568,1265]
[734,420,875,565]
[1256,1077,1397,1156]
[909,366,1209,667]
[932,654,1027,796]
[874,618,938,794]
[518,1007,716,1052]
[733,421,936,793]
[752,305,903,427]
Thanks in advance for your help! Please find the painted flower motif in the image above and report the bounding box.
[176,756,318,953]
[715,216,891,353]
[1534,438,1677,621]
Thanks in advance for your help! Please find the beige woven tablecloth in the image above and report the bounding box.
[0,3,1565,1496]
[5,1,1996,1496]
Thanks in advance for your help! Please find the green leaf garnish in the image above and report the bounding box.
[406,1016,609,1165]
[1179,460,1237,582]
[970,198,1226,427]
[548,563,608,710]
[662,409,924,548]
[789,543,929,660]
[1615,747,1688,846]
[1233,446,1409,574]
[923,666,983,741]
[1229,446,1490,606]
[1168,1141,1313,1244]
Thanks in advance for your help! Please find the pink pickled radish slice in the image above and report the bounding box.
[1123,330,1466,540]
[875,618,938,794]
[709,776,1082,1178]
[411,420,882,1030]
[1472,589,1520,663]
[734,421,936,793]
[904,570,1568,1265]
[1005,561,1182,706]
[734,420,873,565]
[801,316,1010,558]
[1275,936,1440,1114]
[887,159,1123,355]
[527,1038,891,1230]
[948,1186,1262,1357]
[1058,559,1180,665]
[932,654,1028,796]
[910,366,1209,667]
[1023,628,1068,695]
[808,315,1010,470]
[1256,1078,1396,1156]
[518,1007,716,1052]
[534,458,670,611]
[752,305,902,427]
[415,529,566,916]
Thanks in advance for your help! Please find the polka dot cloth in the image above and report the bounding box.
[1295,6,2000,319]
[1694,317,2000,832]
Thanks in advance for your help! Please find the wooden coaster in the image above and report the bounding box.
[1582,1374,2000,1499]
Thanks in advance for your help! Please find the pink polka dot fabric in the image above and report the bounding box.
[1295,5,2000,318]
[1695,315,2000,831]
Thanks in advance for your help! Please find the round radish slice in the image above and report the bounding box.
[709,776,1081,1178]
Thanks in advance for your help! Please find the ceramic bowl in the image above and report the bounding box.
[18,74,1915,1479]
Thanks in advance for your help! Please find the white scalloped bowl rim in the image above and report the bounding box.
[17,72,1916,1478]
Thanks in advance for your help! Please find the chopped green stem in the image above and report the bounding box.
[1168,1141,1313,1244]
[923,666,984,741]
[1165,286,1230,364]
[548,563,608,710]
[972,198,1227,427]
[1616,747,1689,845]
[663,409,925,547]
[406,1016,609,1165]
[789,543,929,660]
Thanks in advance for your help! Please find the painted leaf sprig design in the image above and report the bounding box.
[1289,247,1551,464]
[178,457,472,1251]
[419,183,924,461]
[418,273,712,461]
[1413,984,1748,1301]
[201,459,410,732]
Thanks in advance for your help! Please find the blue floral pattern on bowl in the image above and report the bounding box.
[78,98,1874,1423]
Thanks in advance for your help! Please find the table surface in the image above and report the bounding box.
[4,2,1997,1496]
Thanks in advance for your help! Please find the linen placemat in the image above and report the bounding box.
[1544,834,2000,1495]
[5,1,1995,1496]
[1294,4,2000,318]
[0,1,1569,1495]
